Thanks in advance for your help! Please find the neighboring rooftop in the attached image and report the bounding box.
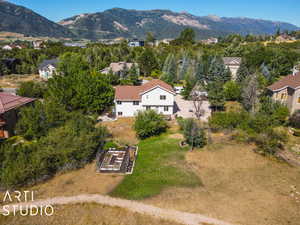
[0,92,35,114]
[115,79,175,101]
[267,72,300,91]
[223,57,242,65]
[101,62,137,74]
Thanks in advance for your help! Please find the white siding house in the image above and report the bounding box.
[115,80,175,117]
[38,59,58,80]
[223,57,242,80]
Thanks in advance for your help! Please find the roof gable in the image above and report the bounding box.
[267,72,300,91]
[115,79,175,101]
[0,92,35,114]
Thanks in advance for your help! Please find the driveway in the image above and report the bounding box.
[174,95,211,122]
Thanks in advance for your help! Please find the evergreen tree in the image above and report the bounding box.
[236,59,250,83]
[161,53,177,84]
[207,56,231,84]
[138,48,158,76]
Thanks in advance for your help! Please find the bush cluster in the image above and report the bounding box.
[134,110,168,139]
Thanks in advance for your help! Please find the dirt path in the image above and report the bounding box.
[0,194,234,225]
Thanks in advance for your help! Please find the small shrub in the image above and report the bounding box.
[134,110,168,139]
[290,110,300,129]
[253,127,288,155]
[209,111,247,131]
[182,118,206,149]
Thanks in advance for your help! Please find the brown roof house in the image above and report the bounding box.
[100,62,139,78]
[267,65,300,114]
[115,79,175,117]
[0,92,35,139]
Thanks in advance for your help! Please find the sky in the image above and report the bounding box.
[8,0,300,26]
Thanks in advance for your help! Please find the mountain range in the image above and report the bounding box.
[0,1,299,40]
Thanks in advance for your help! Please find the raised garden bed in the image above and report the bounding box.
[96,146,138,174]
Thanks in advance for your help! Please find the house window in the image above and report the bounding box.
[133,101,139,105]
[164,106,169,112]
[146,106,151,110]
[118,112,123,116]
[117,101,122,105]
[160,95,166,100]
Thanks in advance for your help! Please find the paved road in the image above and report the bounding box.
[0,194,234,225]
[175,95,211,122]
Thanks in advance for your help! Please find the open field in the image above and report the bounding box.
[0,203,183,225]
[101,117,138,145]
[0,74,42,88]
[110,134,201,199]
[142,136,300,225]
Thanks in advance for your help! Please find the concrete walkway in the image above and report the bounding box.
[0,194,234,225]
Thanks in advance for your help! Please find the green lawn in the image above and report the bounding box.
[110,134,201,200]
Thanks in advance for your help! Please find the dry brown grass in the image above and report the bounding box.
[30,163,123,200]
[0,162,123,202]
[0,203,182,225]
[101,118,138,145]
[143,139,300,225]
[0,74,42,88]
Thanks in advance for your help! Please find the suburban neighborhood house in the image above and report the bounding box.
[267,66,300,113]
[38,59,59,80]
[101,62,139,77]
[0,92,35,139]
[223,57,242,80]
[114,79,175,117]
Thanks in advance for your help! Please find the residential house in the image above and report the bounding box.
[128,39,144,47]
[267,66,300,114]
[276,34,296,43]
[33,40,44,50]
[2,44,25,51]
[114,79,175,117]
[38,59,59,80]
[201,37,218,45]
[63,42,87,48]
[222,57,242,80]
[0,92,35,139]
[100,62,138,78]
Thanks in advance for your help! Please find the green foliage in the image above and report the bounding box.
[47,70,114,113]
[0,115,108,188]
[253,128,288,155]
[134,110,168,139]
[289,110,300,129]
[110,135,201,199]
[209,111,249,131]
[172,28,196,45]
[17,81,47,98]
[181,118,207,149]
[16,100,68,140]
[161,53,177,84]
[137,48,158,76]
[223,81,241,101]
[207,82,226,110]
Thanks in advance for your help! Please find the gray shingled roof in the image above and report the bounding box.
[38,59,59,70]
[223,57,242,66]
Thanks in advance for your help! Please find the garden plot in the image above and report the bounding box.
[98,146,138,174]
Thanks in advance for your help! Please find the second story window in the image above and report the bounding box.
[117,101,122,105]
[133,101,139,105]
[160,95,166,100]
